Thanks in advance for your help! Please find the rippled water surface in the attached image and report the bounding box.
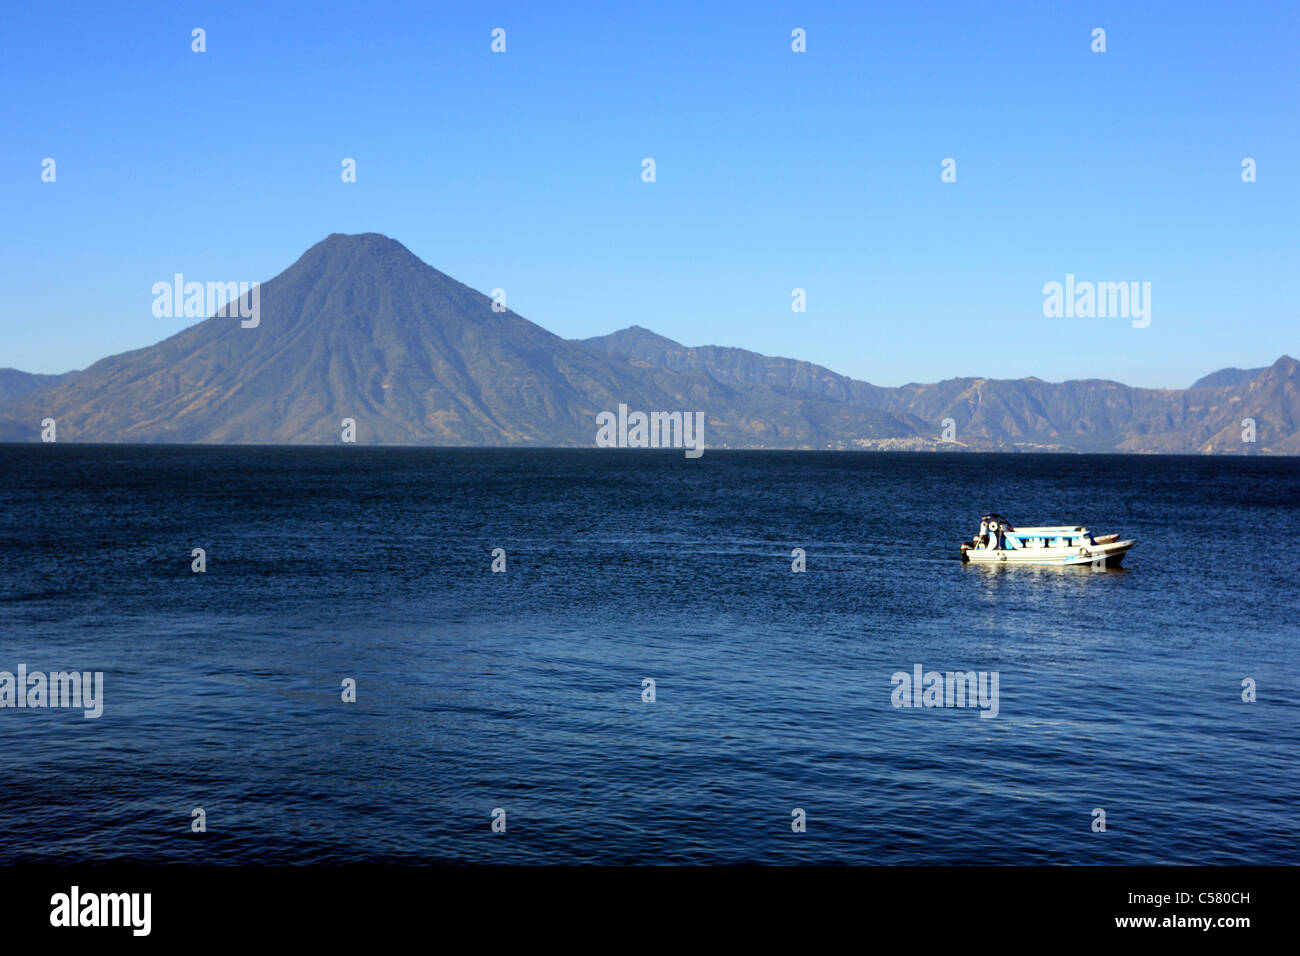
[1,446,1296,863]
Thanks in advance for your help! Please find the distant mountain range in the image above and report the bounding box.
[1,233,1295,453]
[0,368,73,404]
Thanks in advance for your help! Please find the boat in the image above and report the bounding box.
[960,513,1135,567]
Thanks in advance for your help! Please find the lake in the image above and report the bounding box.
[1,446,1296,864]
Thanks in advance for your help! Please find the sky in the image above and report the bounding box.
[2,0,1296,387]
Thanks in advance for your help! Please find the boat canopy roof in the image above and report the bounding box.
[1003,528,1086,540]
[980,514,1086,535]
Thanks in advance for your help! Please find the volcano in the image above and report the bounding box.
[0,233,1294,453]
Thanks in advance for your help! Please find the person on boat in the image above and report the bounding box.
[978,518,989,548]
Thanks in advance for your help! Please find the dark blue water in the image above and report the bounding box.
[1,446,1296,864]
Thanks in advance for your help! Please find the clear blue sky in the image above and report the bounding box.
[2,0,1296,387]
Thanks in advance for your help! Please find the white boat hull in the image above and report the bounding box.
[962,539,1135,567]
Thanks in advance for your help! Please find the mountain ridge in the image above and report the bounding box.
[581,326,1298,454]
[1,233,1295,454]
